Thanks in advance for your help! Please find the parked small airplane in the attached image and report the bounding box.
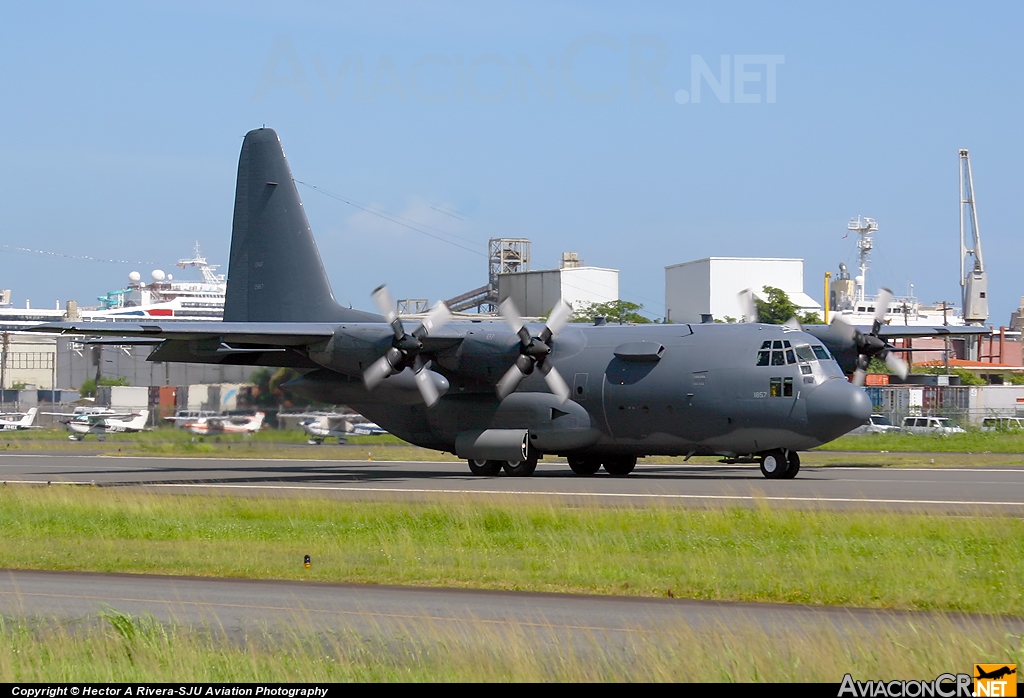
[287,413,387,444]
[184,412,265,436]
[0,407,40,430]
[66,409,150,441]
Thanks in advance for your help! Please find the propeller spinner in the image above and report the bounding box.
[362,285,452,406]
[495,299,572,403]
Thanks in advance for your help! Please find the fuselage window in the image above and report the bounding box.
[795,344,816,362]
[771,350,785,365]
[769,377,795,397]
[800,364,812,375]
[757,350,770,366]
[812,345,831,360]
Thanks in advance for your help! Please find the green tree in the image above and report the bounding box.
[752,286,821,325]
[570,300,651,324]
[250,367,312,407]
[78,376,130,397]
[753,286,800,325]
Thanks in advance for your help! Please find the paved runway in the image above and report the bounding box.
[1,453,1023,512]
[3,569,1020,642]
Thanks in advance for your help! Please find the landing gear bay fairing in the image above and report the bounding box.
[35,128,891,478]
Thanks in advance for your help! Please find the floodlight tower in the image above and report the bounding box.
[848,216,878,305]
[959,149,988,325]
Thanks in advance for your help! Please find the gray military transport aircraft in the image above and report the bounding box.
[37,127,970,479]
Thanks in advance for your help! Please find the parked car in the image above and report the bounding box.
[848,414,901,435]
[900,416,966,435]
[981,417,1024,432]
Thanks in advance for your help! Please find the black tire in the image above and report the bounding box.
[603,455,637,477]
[467,459,502,476]
[567,455,601,476]
[759,449,788,479]
[502,448,539,477]
[782,451,800,479]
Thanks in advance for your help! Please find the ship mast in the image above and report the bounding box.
[176,242,226,286]
[848,216,878,305]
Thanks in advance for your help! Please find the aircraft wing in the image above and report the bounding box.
[29,321,339,345]
[877,325,990,338]
[29,320,466,371]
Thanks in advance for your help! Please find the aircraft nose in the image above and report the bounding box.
[805,378,873,440]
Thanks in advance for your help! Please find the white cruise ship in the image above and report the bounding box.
[828,217,966,328]
[0,244,226,329]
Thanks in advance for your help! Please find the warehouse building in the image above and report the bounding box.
[665,257,821,324]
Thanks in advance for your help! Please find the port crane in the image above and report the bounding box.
[959,148,988,326]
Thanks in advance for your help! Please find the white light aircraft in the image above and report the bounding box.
[0,407,40,430]
[184,412,265,436]
[66,409,150,441]
[286,413,387,444]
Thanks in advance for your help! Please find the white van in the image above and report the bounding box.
[981,417,1024,432]
[900,416,966,435]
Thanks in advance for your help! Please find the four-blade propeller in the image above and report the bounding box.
[829,287,909,386]
[362,285,452,407]
[495,298,572,403]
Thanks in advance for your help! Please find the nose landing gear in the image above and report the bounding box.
[759,449,800,479]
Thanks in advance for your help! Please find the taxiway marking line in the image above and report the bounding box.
[3,479,1015,508]
[0,589,637,633]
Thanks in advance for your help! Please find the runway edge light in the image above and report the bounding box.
[304,554,311,569]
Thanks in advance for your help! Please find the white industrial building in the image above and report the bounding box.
[665,257,821,324]
[498,266,619,317]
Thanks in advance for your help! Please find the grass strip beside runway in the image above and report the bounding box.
[1,610,1021,682]
[1,488,1021,614]
[818,431,1024,453]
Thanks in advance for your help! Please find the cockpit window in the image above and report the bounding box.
[812,345,831,360]
[760,341,771,349]
[772,340,783,349]
[783,340,791,348]
[771,350,785,365]
[756,350,770,366]
[785,349,796,364]
[794,344,816,362]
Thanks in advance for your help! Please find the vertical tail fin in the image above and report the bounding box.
[20,407,37,427]
[223,128,380,323]
[127,409,149,430]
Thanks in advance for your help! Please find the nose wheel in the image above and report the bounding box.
[759,450,800,479]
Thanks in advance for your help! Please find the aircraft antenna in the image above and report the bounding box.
[959,149,988,325]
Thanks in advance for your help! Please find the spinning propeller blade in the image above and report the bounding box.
[496,299,571,403]
[362,286,453,405]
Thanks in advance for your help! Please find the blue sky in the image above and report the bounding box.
[1,1,1022,323]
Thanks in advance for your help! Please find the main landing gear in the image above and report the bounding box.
[566,455,637,477]
[467,449,539,477]
[467,451,637,477]
[759,449,800,479]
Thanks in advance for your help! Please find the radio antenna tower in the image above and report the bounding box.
[959,149,988,325]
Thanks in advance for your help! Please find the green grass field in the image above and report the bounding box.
[1,487,1022,614]
[1,610,1019,682]
[820,431,1024,453]
[3,426,1023,464]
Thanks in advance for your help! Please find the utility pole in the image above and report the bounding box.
[0,332,8,391]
